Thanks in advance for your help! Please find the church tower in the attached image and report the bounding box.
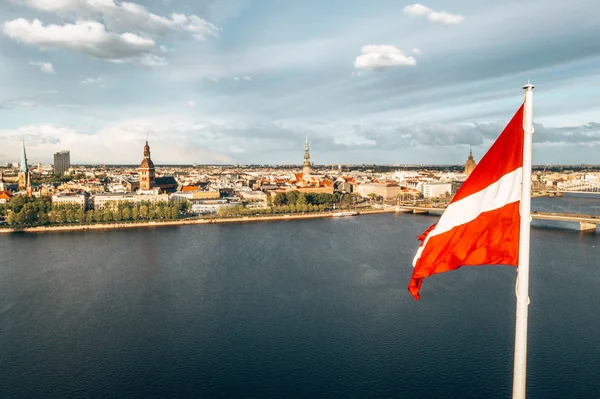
[139,140,156,191]
[0,168,6,191]
[302,134,311,180]
[18,139,32,196]
[464,149,477,177]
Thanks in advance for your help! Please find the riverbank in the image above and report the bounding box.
[0,209,399,234]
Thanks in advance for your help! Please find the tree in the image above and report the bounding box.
[273,193,287,206]
[76,209,85,223]
[122,207,131,221]
[170,206,179,219]
[95,208,103,222]
[367,193,377,200]
[132,207,139,221]
[139,205,148,219]
[287,191,299,206]
[103,210,113,223]
[55,210,67,224]
[86,210,95,223]
[296,193,307,207]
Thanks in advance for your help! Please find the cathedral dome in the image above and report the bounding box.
[140,158,154,169]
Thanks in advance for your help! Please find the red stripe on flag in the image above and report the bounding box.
[409,201,520,300]
[452,105,524,203]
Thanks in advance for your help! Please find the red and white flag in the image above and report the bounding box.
[409,104,525,300]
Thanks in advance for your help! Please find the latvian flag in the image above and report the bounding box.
[409,104,525,300]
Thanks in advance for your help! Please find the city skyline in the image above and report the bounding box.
[1,0,600,164]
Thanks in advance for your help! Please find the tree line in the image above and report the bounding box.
[0,196,188,226]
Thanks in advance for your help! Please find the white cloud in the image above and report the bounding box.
[3,19,160,64]
[139,54,168,66]
[233,75,251,81]
[412,47,422,54]
[354,45,416,70]
[15,0,219,40]
[29,60,55,74]
[403,4,464,25]
[0,121,233,164]
[188,100,195,107]
[80,76,103,84]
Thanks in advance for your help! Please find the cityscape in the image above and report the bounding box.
[2,136,599,229]
[1,0,600,398]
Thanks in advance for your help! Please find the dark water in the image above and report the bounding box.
[1,207,599,398]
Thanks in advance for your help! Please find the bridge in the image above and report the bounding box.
[536,179,600,195]
[394,205,599,232]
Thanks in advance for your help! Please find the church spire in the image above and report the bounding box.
[302,134,311,179]
[20,138,28,173]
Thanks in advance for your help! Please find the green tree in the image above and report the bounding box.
[122,207,131,221]
[170,206,179,219]
[95,208,103,222]
[287,191,299,205]
[76,209,85,223]
[86,210,95,223]
[103,210,113,223]
[273,193,287,206]
[139,205,148,219]
[132,207,139,221]
[55,210,65,224]
[296,193,307,207]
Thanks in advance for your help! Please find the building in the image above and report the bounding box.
[355,183,402,200]
[17,140,32,197]
[0,190,11,204]
[154,176,178,193]
[302,134,311,180]
[139,140,156,191]
[191,199,236,214]
[93,193,169,209]
[422,182,453,199]
[464,149,477,177]
[0,169,6,191]
[53,150,71,175]
[52,193,86,209]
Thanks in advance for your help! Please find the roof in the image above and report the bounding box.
[155,176,177,186]
[182,185,199,192]
[0,191,12,200]
[140,158,155,169]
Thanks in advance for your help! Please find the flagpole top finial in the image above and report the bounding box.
[523,81,534,90]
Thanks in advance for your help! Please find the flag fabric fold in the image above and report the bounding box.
[409,104,525,300]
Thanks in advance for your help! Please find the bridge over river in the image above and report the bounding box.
[395,206,599,232]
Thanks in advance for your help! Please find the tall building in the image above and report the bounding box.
[18,139,32,196]
[53,150,71,175]
[0,169,6,191]
[302,134,311,179]
[464,149,477,177]
[139,140,156,191]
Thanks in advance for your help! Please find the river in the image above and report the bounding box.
[0,197,599,398]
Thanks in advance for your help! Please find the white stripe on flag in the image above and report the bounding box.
[413,167,522,266]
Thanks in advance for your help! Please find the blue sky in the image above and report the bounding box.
[1,0,600,165]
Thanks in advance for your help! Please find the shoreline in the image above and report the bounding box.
[0,209,397,234]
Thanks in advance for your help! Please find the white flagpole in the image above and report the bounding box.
[513,83,534,399]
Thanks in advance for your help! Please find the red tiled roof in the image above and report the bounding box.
[182,185,199,192]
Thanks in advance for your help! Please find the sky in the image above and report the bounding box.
[1,0,600,165]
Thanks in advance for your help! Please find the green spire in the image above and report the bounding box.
[20,138,28,173]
